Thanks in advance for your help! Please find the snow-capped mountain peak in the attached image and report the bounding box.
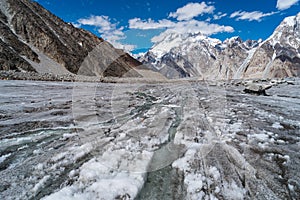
[266,12,300,48]
[150,31,222,59]
[223,36,242,45]
[281,12,300,27]
[140,13,300,80]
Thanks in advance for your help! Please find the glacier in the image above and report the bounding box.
[0,79,299,199]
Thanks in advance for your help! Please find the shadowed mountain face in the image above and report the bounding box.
[140,13,300,80]
[0,0,141,77]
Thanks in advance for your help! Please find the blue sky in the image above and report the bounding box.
[35,0,300,53]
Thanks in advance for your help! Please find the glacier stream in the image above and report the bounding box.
[0,79,299,199]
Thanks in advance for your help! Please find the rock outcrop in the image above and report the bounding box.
[243,83,272,95]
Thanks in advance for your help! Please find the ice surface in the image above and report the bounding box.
[0,153,11,164]
[272,122,284,129]
[0,80,299,199]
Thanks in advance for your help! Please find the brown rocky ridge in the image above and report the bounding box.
[0,0,143,78]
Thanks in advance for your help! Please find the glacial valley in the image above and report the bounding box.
[0,79,299,199]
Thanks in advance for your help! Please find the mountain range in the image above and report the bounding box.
[0,0,299,80]
[140,13,300,80]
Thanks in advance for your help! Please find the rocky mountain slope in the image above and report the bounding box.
[242,13,300,79]
[140,13,300,80]
[140,33,260,79]
[0,0,142,77]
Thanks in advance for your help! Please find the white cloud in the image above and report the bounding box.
[213,12,227,20]
[151,20,234,43]
[78,16,111,29]
[110,42,136,52]
[77,15,135,52]
[129,18,175,29]
[205,17,212,22]
[72,23,81,28]
[128,17,233,36]
[136,1,233,42]
[172,20,233,35]
[230,11,277,22]
[128,2,233,45]
[77,15,124,41]
[276,0,299,10]
[169,2,215,21]
[128,17,233,38]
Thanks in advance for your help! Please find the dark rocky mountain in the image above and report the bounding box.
[0,0,142,77]
[140,13,300,80]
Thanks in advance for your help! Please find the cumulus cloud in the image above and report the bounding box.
[129,17,233,38]
[276,0,299,10]
[151,20,234,43]
[169,2,215,21]
[78,16,112,30]
[230,11,277,22]
[110,42,136,52]
[170,20,233,36]
[128,2,233,45]
[77,15,135,52]
[76,2,235,51]
[129,18,175,29]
